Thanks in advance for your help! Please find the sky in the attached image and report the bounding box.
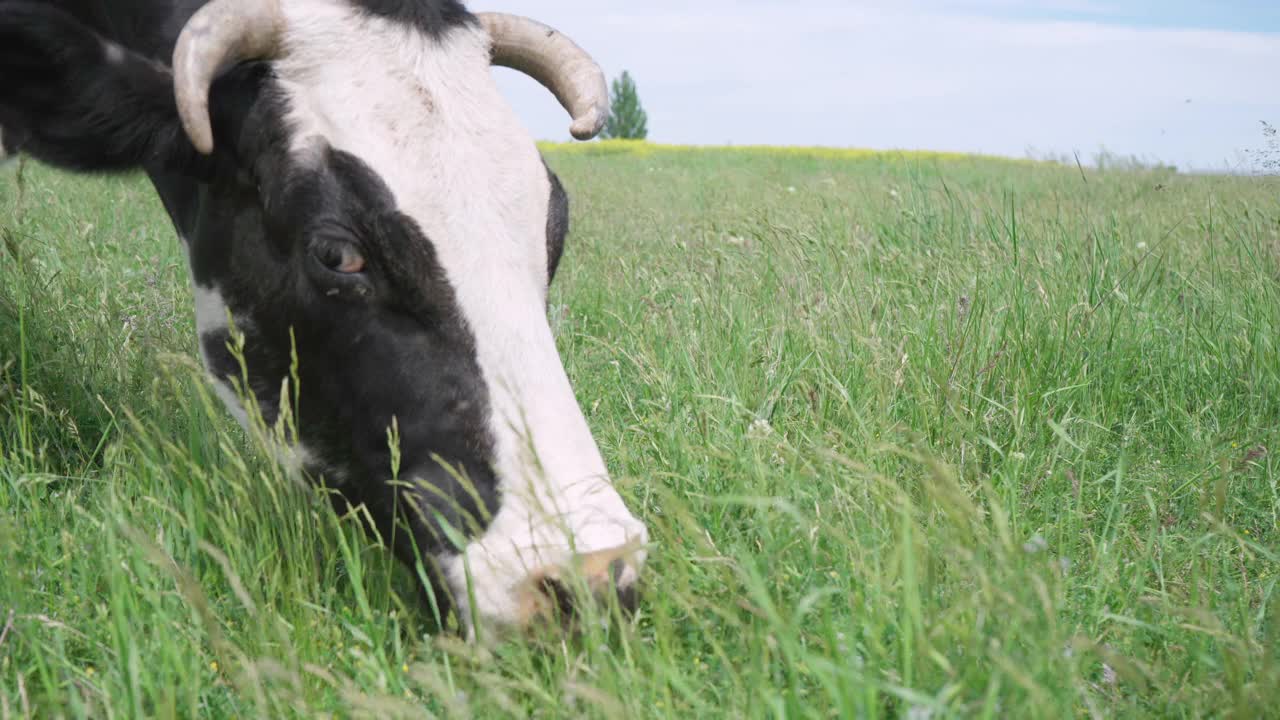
[490,1,1280,171]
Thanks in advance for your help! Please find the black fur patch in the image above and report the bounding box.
[186,140,502,567]
[0,123,22,157]
[346,0,473,37]
[0,2,206,173]
[546,167,569,284]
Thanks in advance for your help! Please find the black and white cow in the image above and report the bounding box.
[0,0,648,634]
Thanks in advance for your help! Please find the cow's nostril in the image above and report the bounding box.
[537,576,578,621]
[533,564,640,622]
[527,544,645,625]
[606,558,640,615]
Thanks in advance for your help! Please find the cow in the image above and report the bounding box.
[0,0,649,636]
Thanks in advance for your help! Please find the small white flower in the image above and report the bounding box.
[748,418,774,438]
[907,706,934,720]
[1136,242,1148,251]
[835,632,850,654]
[1023,534,1048,554]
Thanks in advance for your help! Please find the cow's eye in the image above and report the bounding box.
[310,235,366,275]
[306,230,376,300]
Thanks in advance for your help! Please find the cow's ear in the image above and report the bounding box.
[0,3,204,174]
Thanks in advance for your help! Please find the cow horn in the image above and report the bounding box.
[173,0,285,155]
[478,13,609,141]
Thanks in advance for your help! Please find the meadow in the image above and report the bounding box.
[1,142,1277,718]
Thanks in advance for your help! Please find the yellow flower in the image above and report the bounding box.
[210,661,219,672]
[402,664,409,673]
[86,666,96,677]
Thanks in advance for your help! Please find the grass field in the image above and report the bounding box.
[1,142,1278,718]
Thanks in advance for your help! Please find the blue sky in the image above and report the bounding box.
[492,1,1280,171]
[953,0,1280,34]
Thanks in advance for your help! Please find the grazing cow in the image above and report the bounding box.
[0,0,648,634]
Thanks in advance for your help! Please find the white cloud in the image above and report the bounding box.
[487,1,1280,169]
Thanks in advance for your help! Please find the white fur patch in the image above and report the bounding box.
[273,1,648,631]
[192,282,232,337]
[190,279,315,485]
[191,282,251,429]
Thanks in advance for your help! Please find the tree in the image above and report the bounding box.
[602,71,649,140]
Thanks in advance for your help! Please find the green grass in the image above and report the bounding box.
[1,144,1278,718]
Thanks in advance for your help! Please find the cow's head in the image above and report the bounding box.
[0,0,648,634]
